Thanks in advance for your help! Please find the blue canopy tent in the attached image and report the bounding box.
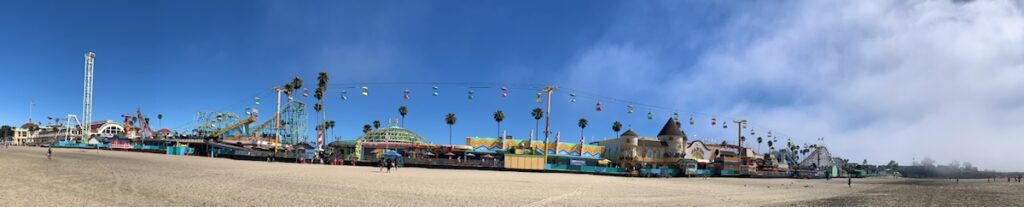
[382,150,402,158]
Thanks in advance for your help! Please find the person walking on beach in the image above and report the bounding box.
[848,176,852,188]
[385,159,393,173]
[47,146,52,160]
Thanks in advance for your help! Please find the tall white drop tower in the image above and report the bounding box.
[82,52,95,142]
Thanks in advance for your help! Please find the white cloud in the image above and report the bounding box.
[566,0,1024,171]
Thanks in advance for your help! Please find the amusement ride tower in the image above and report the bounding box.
[82,52,95,142]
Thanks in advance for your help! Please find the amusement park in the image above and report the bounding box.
[5,1,1024,206]
[4,51,889,180]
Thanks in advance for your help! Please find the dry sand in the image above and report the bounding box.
[2,146,1015,207]
[772,178,1024,206]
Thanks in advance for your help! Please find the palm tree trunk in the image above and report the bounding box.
[448,125,453,146]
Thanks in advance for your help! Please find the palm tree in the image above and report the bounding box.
[767,140,774,152]
[373,120,380,129]
[493,110,504,138]
[398,106,408,127]
[283,76,302,98]
[326,120,336,143]
[445,113,457,145]
[577,118,588,144]
[283,83,294,96]
[291,76,303,92]
[531,108,543,142]
[362,124,372,134]
[157,114,163,130]
[612,121,622,138]
[314,72,328,150]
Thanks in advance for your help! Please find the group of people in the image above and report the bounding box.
[379,158,398,173]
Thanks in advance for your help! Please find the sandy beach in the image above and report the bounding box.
[1,146,1018,207]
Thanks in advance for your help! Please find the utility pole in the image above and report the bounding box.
[733,120,746,148]
[542,85,554,161]
[82,52,95,143]
[273,87,283,155]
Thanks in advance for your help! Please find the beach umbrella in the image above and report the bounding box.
[444,152,456,156]
[466,153,475,157]
[482,154,494,159]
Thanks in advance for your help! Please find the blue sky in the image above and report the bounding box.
[0,0,710,141]
[3,1,1023,170]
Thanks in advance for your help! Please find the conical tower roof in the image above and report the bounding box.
[657,118,683,137]
[620,129,639,138]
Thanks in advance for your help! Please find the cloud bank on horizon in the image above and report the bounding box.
[565,0,1024,171]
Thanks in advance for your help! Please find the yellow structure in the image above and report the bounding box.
[504,154,545,170]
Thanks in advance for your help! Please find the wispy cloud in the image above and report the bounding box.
[565,0,1024,171]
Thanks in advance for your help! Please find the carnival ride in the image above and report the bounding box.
[190,99,308,150]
